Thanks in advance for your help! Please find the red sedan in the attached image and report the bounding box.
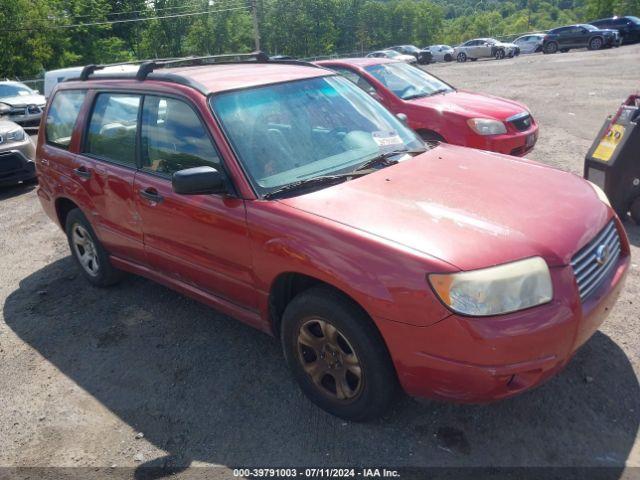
[316,57,539,156]
[36,57,627,420]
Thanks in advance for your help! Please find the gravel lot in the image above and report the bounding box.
[1,45,639,478]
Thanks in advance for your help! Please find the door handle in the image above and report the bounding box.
[73,166,91,179]
[139,187,163,203]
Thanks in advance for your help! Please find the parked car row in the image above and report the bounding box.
[454,16,638,61]
[34,53,629,421]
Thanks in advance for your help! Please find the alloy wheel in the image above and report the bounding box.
[71,224,100,276]
[296,318,363,401]
[591,38,603,50]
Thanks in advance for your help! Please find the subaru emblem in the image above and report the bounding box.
[595,244,610,266]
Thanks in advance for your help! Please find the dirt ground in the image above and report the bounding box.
[1,45,639,478]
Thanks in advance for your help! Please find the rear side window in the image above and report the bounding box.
[85,93,141,166]
[45,90,86,149]
[140,96,220,177]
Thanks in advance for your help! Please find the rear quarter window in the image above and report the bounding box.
[45,90,87,149]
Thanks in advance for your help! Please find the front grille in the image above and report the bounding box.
[570,220,621,301]
[27,105,41,115]
[10,107,27,116]
[0,152,25,175]
[508,112,533,132]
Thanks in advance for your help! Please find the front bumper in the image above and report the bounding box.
[468,123,539,157]
[376,243,629,403]
[0,140,37,186]
[6,111,42,128]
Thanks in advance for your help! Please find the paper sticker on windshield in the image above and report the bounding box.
[372,131,403,149]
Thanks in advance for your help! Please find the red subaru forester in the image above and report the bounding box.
[36,55,629,421]
[316,58,539,156]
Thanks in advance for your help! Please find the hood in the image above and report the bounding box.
[0,94,46,107]
[279,144,610,271]
[407,89,528,121]
[0,120,23,133]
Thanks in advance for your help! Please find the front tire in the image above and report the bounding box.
[457,52,467,62]
[589,37,603,50]
[495,49,505,59]
[444,54,452,62]
[280,286,397,421]
[419,130,446,144]
[65,208,124,287]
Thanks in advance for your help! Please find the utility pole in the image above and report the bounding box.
[251,0,261,52]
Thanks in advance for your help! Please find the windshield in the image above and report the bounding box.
[211,75,423,196]
[582,24,598,31]
[0,83,34,98]
[629,16,640,24]
[384,50,400,58]
[364,62,454,100]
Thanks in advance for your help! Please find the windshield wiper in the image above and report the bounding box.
[355,148,425,172]
[263,172,368,200]
[403,88,450,100]
[403,92,430,100]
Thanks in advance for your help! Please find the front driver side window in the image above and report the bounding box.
[331,67,377,96]
[140,96,221,177]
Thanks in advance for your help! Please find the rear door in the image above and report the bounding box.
[133,94,256,310]
[76,91,146,264]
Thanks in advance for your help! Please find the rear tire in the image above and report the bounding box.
[65,208,124,287]
[280,286,398,421]
[544,42,558,54]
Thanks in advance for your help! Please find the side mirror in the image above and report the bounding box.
[0,103,10,116]
[396,113,409,126]
[172,166,227,195]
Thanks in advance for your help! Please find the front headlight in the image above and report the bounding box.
[6,127,26,142]
[467,118,507,135]
[587,180,611,207]
[429,257,553,316]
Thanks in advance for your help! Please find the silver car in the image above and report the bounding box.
[0,117,36,186]
[423,44,455,62]
[454,38,517,62]
[513,34,545,53]
[0,81,47,128]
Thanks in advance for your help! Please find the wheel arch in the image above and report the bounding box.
[268,272,379,338]
[55,197,81,229]
[416,129,446,143]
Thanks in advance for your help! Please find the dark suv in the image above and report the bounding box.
[543,24,620,53]
[590,16,640,44]
[388,45,432,64]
